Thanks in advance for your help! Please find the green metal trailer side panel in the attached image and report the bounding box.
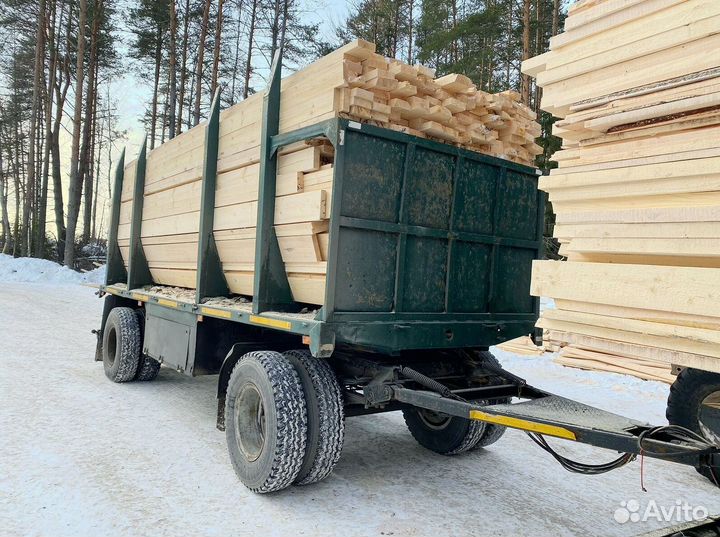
[324,122,542,346]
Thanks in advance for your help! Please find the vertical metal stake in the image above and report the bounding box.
[252,50,295,313]
[195,89,230,303]
[105,148,127,285]
[127,136,153,290]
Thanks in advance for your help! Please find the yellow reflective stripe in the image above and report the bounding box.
[131,293,148,302]
[469,410,577,441]
[200,307,233,319]
[249,315,292,330]
[157,298,178,308]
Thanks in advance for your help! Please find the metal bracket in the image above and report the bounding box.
[105,148,127,285]
[252,49,295,313]
[127,136,153,290]
[196,89,230,303]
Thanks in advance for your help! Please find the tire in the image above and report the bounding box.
[402,350,508,455]
[133,309,160,381]
[283,350,345,485]
[666,368,720,485]
[403,407,487,455]
[471,351,508,449]
[102,307,141,383]
[224,351,308,493]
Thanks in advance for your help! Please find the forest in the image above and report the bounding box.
[0,0,565,268]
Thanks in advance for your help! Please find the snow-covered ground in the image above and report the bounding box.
[1,259,717,537]
[0,253,105,284]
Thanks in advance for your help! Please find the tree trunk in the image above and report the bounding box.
[520,0,532,104]
[177,0,191,134]
[229,0,244,104]
[37,0,60,258]
[242,0,257,99]
[81,1,101,243]
[194,0,211,124]
[0,146,10,253]
[407,0,413,64]
[211,0,224,96]
[63,0,87,268]
[150,28,163,149]
[24,0,47,256]
[168,0,178,139]
[552,0,560,36]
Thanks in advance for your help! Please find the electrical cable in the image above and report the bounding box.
[527,432,636,475]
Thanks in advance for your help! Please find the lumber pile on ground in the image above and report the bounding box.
[523,0,720,379]
[116,40,541,305]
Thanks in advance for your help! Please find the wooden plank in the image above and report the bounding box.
[541,34,720,116]
[530,260,720,317]
[555,205,720,225]
[537,316,720,359]
[562,237,720,258]
[546,329,720,374]
[552,191,720,212]
[554,299,720,330]
[543,308,720,345]
[550,0,685,50]
[553,221,720,240]
[547,175,720,202]
[541,156,720,190]
[562,251,720,269]
[539,4,720,84]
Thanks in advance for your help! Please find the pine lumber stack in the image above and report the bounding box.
[116,40,541,305]
[522,0,720,378]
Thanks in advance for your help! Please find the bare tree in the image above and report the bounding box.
[211,0,224,96]
[63,0,87,267]
[193,0,211,124]
[520,0,532,104]
[242,0,257,99]
[24,0,47,256]
[168,0,178,139]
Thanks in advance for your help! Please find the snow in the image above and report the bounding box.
[1,281,717,537]
[0,254,105,284]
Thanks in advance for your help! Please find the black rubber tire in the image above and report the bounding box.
[102,307,141,383]
[283,349,345,485]
[225,351,308,493]
[403,407,487,455]
[666,368,720,485]
[133,309,160,381]
[471,351,508,449]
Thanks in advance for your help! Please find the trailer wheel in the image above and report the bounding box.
[667,368,720,485]
[471,351,508,449]
[102,307,141,383]
[283,350,345,485]
[403,408,487,455]
[133,309,161,381]
[224,351,307,493]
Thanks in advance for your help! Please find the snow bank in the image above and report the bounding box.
[0,254,105,284]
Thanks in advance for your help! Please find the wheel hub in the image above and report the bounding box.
[699,391,720,445]
[417,408,452,430]
[234,382,266,462]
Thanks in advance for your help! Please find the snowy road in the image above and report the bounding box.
[1,282,718,537]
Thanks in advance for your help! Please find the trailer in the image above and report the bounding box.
[95,56,718,493]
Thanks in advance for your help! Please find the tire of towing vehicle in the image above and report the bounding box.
[283,349,345,486]
[225,351,308,493]
[666,368,720,486]
[102,307,141,383]
[132,309,160,381]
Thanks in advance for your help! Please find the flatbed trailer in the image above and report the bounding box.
[95,55,718,493]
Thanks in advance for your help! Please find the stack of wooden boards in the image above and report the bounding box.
[116,39,541,305]
[523,0,720,381]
